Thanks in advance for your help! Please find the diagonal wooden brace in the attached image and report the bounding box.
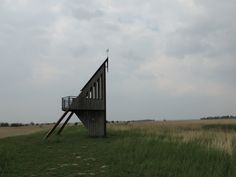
[57,112,74,135]
[44,111,69,140]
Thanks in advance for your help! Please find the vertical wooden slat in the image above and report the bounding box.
[94,83,97,99]
[97,78,100,99]
[101,74,103,100]
[103,65,107,137]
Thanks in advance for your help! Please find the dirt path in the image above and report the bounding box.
[0,125,51,139]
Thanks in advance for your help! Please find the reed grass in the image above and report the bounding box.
[1,120,236,177]
[110,120,236,154]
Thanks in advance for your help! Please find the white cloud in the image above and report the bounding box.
[30,62,64,85]
[0,0,236,122]
[141,55,230,96]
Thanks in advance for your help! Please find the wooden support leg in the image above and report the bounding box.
[44,111,69,140]
[57,112,74,135]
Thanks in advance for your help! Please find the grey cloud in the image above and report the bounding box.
[164,0,236,58]
[155,0,236,93]
[0,0,236,123]
[59,0,104,21]
[67,6,103,21]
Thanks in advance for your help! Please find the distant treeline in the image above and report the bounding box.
[201,115,236,120]
[0,122,49,127]
[0,122,26,127]
[106,119,155,124]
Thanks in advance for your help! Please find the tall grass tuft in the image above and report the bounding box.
[0,147,13,177]
[202,124,236,131]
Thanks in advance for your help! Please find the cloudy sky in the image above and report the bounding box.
[0,0,235,123]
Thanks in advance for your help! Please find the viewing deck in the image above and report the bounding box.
[62,94,105,111]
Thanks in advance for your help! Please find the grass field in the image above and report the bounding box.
[1,119,236,177]
[0,125,51,139]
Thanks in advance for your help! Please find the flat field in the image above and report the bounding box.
[1,119,236,177]
[0,125,51,139]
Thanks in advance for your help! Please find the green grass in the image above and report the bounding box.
[202,124,236,131]
[0,125,235,177]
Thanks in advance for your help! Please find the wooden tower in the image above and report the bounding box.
[45,58,108,139]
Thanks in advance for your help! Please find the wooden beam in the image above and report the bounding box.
[44,111,69,140]
[57,112,74,135]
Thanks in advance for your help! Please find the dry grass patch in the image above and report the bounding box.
[0,125,51,139]
[109,119,236,154]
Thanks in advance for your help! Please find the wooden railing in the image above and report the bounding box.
[62,96,76,111]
